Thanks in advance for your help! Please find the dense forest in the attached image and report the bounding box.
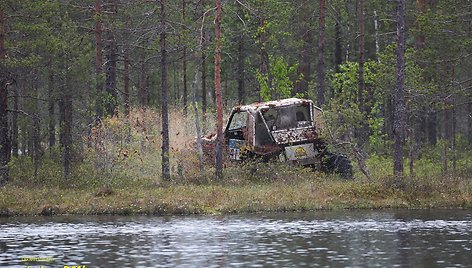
[0,0,471,186]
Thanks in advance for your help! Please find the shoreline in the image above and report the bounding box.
[1,180,471,217]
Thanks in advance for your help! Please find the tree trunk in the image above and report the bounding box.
[295,5,311,97]
[105,0,118,116]
[415,0,426,49]
[214,0,223,180]
[358,0,366,114]
[259,16,270,100]
[30,80,40,179]
[334,6,343,73]
[409,129,415,177]
[123,48,130,117]
[11,87,18,157]
[62,77,72,180]
[224,71,228,107]
[468,103,472,145]
[192,62,204,172]
[374,10,380,61]
[58,98,64,147]
[356,0,369,146]
[182,0,188,115]
[201,49,207,132]
[384,95,394,139]
[427,111,437,145]
[0,9,9,184]
[415,0,428,144]
[21,128,26,157]
[139,53,148,106]
[33,117,40,180]
[470,1,472,32]
[345,25,351,62]
[442,141,448,174]
[95,0,104,118]
[201,1,207,132]
[444,108,452,140]
[27,126,33,158]
[173,61,178,105]
[237,35,245,104]
[469,1,472,37]
[452,107,456,172]
[48,70,55,152]
[160,0,170,181]
[105,37,117,115]
[394,0,406,176]
[317,0,326,106]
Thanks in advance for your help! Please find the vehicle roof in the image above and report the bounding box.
[234,98,316,114]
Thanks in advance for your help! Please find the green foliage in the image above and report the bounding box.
[327,45,437,154]
[368,102,389,152]
[326,61,381,147]
[257,55,298,101]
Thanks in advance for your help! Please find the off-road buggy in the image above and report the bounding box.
[202,98,353,179]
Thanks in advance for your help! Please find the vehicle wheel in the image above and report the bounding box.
[322,154,353,179]
[334,155,353,179]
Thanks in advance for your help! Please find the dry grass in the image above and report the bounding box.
[1,162,471,217]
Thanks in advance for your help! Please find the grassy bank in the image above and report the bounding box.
[1,161,471,217]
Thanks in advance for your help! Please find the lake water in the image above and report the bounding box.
[0,209,471,267]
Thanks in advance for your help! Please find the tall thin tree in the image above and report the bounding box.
[295,4,311,97]
[11,86,18,157]
[358,0,366,115]
[0,9,9,184]
[62,74,72,180]
[48,68,55,152]
[123,48,130,117]
[95,0,104,118]
[237,36,245,104]
[258,15,270,100]
[214,0,223,180]
[182,0,188,115]
[317,0,326,106]
[104,0,118,116]
[201,0,207,132]
[160,0,170,181]
[139,53,148,106]
[334,6,343,73]
[394,0,406,175]
[468,1,472,145]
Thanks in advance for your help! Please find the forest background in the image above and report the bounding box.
[0,0,471,215]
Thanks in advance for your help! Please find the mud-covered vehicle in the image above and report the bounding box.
[202,98,353,179]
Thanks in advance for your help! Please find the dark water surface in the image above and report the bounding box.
[0,209,471,267]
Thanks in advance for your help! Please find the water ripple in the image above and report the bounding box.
[0,210,471,267]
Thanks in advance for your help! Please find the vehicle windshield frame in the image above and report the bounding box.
[225,110,248,132]
[260,103,313,131]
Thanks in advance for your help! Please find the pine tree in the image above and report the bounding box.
[394,0,406,175]
[160,0,170,181]
[0,8,9,184]
[215,0,223,180]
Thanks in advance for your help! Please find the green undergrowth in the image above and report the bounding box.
[1,156,471,217]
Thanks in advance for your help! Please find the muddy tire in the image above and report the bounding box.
[322,154,353,179]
